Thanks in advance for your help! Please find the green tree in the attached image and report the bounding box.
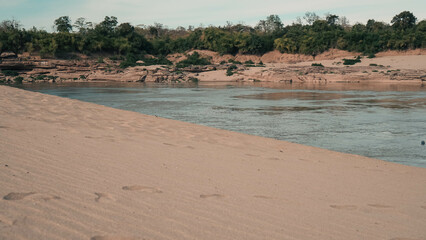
[255,15,285,35]
[95,16,118,35]
[303,12,319,25]
[391,11,416,30]
[73,17,92,33]
[0,20,25,53]
[326,14,339,26]
[54,16,72,33]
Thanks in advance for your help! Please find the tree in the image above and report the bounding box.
[303,12,319,25]
[391,11,416,30]
[73,17,92,33]
[0,19,24,53]
[54,16,72,33]
[255,15,285,36]
[116,23,135,37]
[337,16,350,29]
[95,16,118,35]
[326,14,339,26]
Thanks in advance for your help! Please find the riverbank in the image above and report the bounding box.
[1,49,425,84]
[1,85,425,240]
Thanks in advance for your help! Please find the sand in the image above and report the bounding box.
[0,85,425,240]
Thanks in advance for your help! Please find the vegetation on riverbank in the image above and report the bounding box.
[0,11,424,66]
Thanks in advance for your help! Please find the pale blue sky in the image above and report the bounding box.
[1,0,425,30]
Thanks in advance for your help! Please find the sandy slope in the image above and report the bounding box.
[0,86,425,240]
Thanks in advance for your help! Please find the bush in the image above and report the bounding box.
[35,75,47,80]
[367,53,376,58]
[343,57,361,65]
[2,70,19,77]
[369,63,378,66]
[228,64,237,70]
[14,76,24,84]
[226,68,234,76]
[311,63,324,67]
[244,60,254,64]
[220,60,226,65]
[176,52,211,68]
[226,64,237,76]
[110,55,125,60]
[188,77,199,83]
[228,59,242,64]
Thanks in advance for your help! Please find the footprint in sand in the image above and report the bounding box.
[199,194,224,199]
[330,205,358,210]
[3,192,36,201]
[122,185,162,193]
[163,142,176,146]
[94,193,115,202]
[368,204,393,209]
[253,195,273,199]
[90,236,138,240]
[245,153,260,157]
[39,195,61,201]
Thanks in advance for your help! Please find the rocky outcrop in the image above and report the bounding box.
[1,51,425,84]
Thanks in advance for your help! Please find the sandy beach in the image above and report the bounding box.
[1,85,425,240]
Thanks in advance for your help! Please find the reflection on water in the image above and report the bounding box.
[235,91,371,101]
[19,82,426,167]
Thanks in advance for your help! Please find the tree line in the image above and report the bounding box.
[0,11,424,61]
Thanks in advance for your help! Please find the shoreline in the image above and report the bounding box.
[1,85,425,239]
[1,50,425,84]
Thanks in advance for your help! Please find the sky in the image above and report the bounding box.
[0,0,425,31]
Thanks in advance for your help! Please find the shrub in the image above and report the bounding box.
[228,64,237,70]
[176,52,211,68]
[97,57,104,63]
[228,59,242,64]
[226,64,237,76]
[2,70,19,77]
[244,60,255,64]
[226,68,234,76]
[369,63,378,66]
[110,55,125,60]
[220,60,226,65]
[188,77,199,83]
[367,53,376,58]
[343,57,361,65]
[35,75,47,80]
[14,76,24,84]
[311,63,324,67]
